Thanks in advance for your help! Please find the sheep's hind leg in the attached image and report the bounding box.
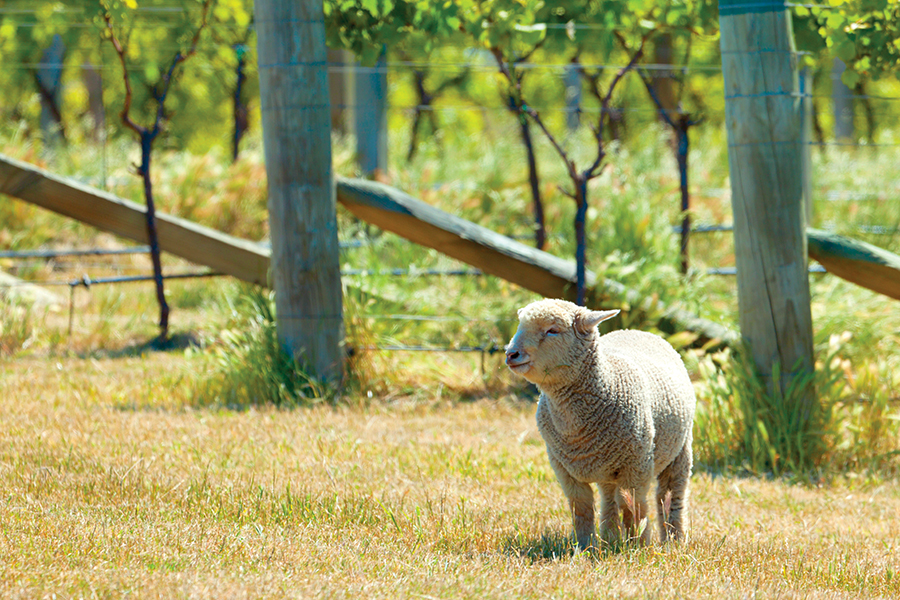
[657,435,693,543]
[617,484,651,546]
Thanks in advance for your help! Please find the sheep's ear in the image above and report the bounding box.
[574,309,620,335]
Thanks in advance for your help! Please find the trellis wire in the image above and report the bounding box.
[0,246,151,259]
[5,27,899,354]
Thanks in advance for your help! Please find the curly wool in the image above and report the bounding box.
[505,299,695,550]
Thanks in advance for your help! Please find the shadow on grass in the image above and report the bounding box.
[501,529,655,563]
[81,330,203,359]
[500,529,578,563]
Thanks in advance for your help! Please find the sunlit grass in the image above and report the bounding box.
[1,361,899,598]
[1,52,899,597]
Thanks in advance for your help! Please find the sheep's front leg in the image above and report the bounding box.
[598,482,622,547]
[548,454,596,552]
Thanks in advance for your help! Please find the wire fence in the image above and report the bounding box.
[2,8,899,354]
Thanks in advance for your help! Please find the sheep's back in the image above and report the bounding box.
[597,329,696,473]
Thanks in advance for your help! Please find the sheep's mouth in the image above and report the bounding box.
[507,360,532,374]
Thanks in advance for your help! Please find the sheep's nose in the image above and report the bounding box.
[505,350,520,364]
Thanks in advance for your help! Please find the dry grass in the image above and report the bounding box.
[2,353,898,599]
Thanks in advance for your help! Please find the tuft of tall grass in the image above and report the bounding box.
[695,333,900,478]
[695,346,838,477]
[200,287,330,408]
[199,284,396,409]
[0,299,34,356]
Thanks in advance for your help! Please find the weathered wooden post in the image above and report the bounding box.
[719,0,814,398]
[355,49,388,175]
[254,0,344,381]
[832,58,854,141]
[36,34,66,147]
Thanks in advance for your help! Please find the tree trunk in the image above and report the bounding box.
[564,61,581,132]
[36,34,66,147]
[138,131,169,340]
[675,119,690,274]
[832,58,854,142]
[232,44,249,163]
[327,49,352,135]
[81,64,105,143]
[516,105,546,250]
[854,81,876,144]
[652,33,678,122]
[574,175,588,306]
[407,67,431,162]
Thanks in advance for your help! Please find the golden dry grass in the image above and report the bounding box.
[2,353,898,599]
[1,126,898,599]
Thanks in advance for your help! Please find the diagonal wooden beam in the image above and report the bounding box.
[334,177,739,348]
[0,153,270,286]
[808,228,900,301]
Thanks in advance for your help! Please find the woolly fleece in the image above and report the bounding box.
[505,299,695,550]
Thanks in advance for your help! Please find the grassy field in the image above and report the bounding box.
[2,353,899,599]
[1,122,899,597]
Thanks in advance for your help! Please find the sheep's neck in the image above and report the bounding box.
[538,343,611,406]
[537,348,617,446]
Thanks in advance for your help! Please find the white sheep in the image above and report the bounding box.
[505,299,695,551]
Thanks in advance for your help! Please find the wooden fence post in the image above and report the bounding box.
[355,49,388,175]
[254,0,344,381]
[36,34,66,147]
[832,58,854,141]
[719,0,815,398]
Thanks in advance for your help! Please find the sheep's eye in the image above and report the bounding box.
[545,327,561,336]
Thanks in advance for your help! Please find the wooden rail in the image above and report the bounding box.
[3,154,895,350]
[0,154,270,286]
[808,229,900,301]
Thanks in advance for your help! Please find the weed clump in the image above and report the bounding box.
[0,299,35,356]
[201,287,330,408]
[695,332,900,479]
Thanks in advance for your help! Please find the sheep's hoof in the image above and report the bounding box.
[576,534,600,556]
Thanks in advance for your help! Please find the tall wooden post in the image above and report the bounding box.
[719,0,814,398]
[37,34,66,147]
[355,49,388,175]
[254,0,344,381]
[832,58,854,141]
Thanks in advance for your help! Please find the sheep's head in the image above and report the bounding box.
[505,299,619,386]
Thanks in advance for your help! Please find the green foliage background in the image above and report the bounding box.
[1,1,898,155]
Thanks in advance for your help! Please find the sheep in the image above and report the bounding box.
[505,298,695,551]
